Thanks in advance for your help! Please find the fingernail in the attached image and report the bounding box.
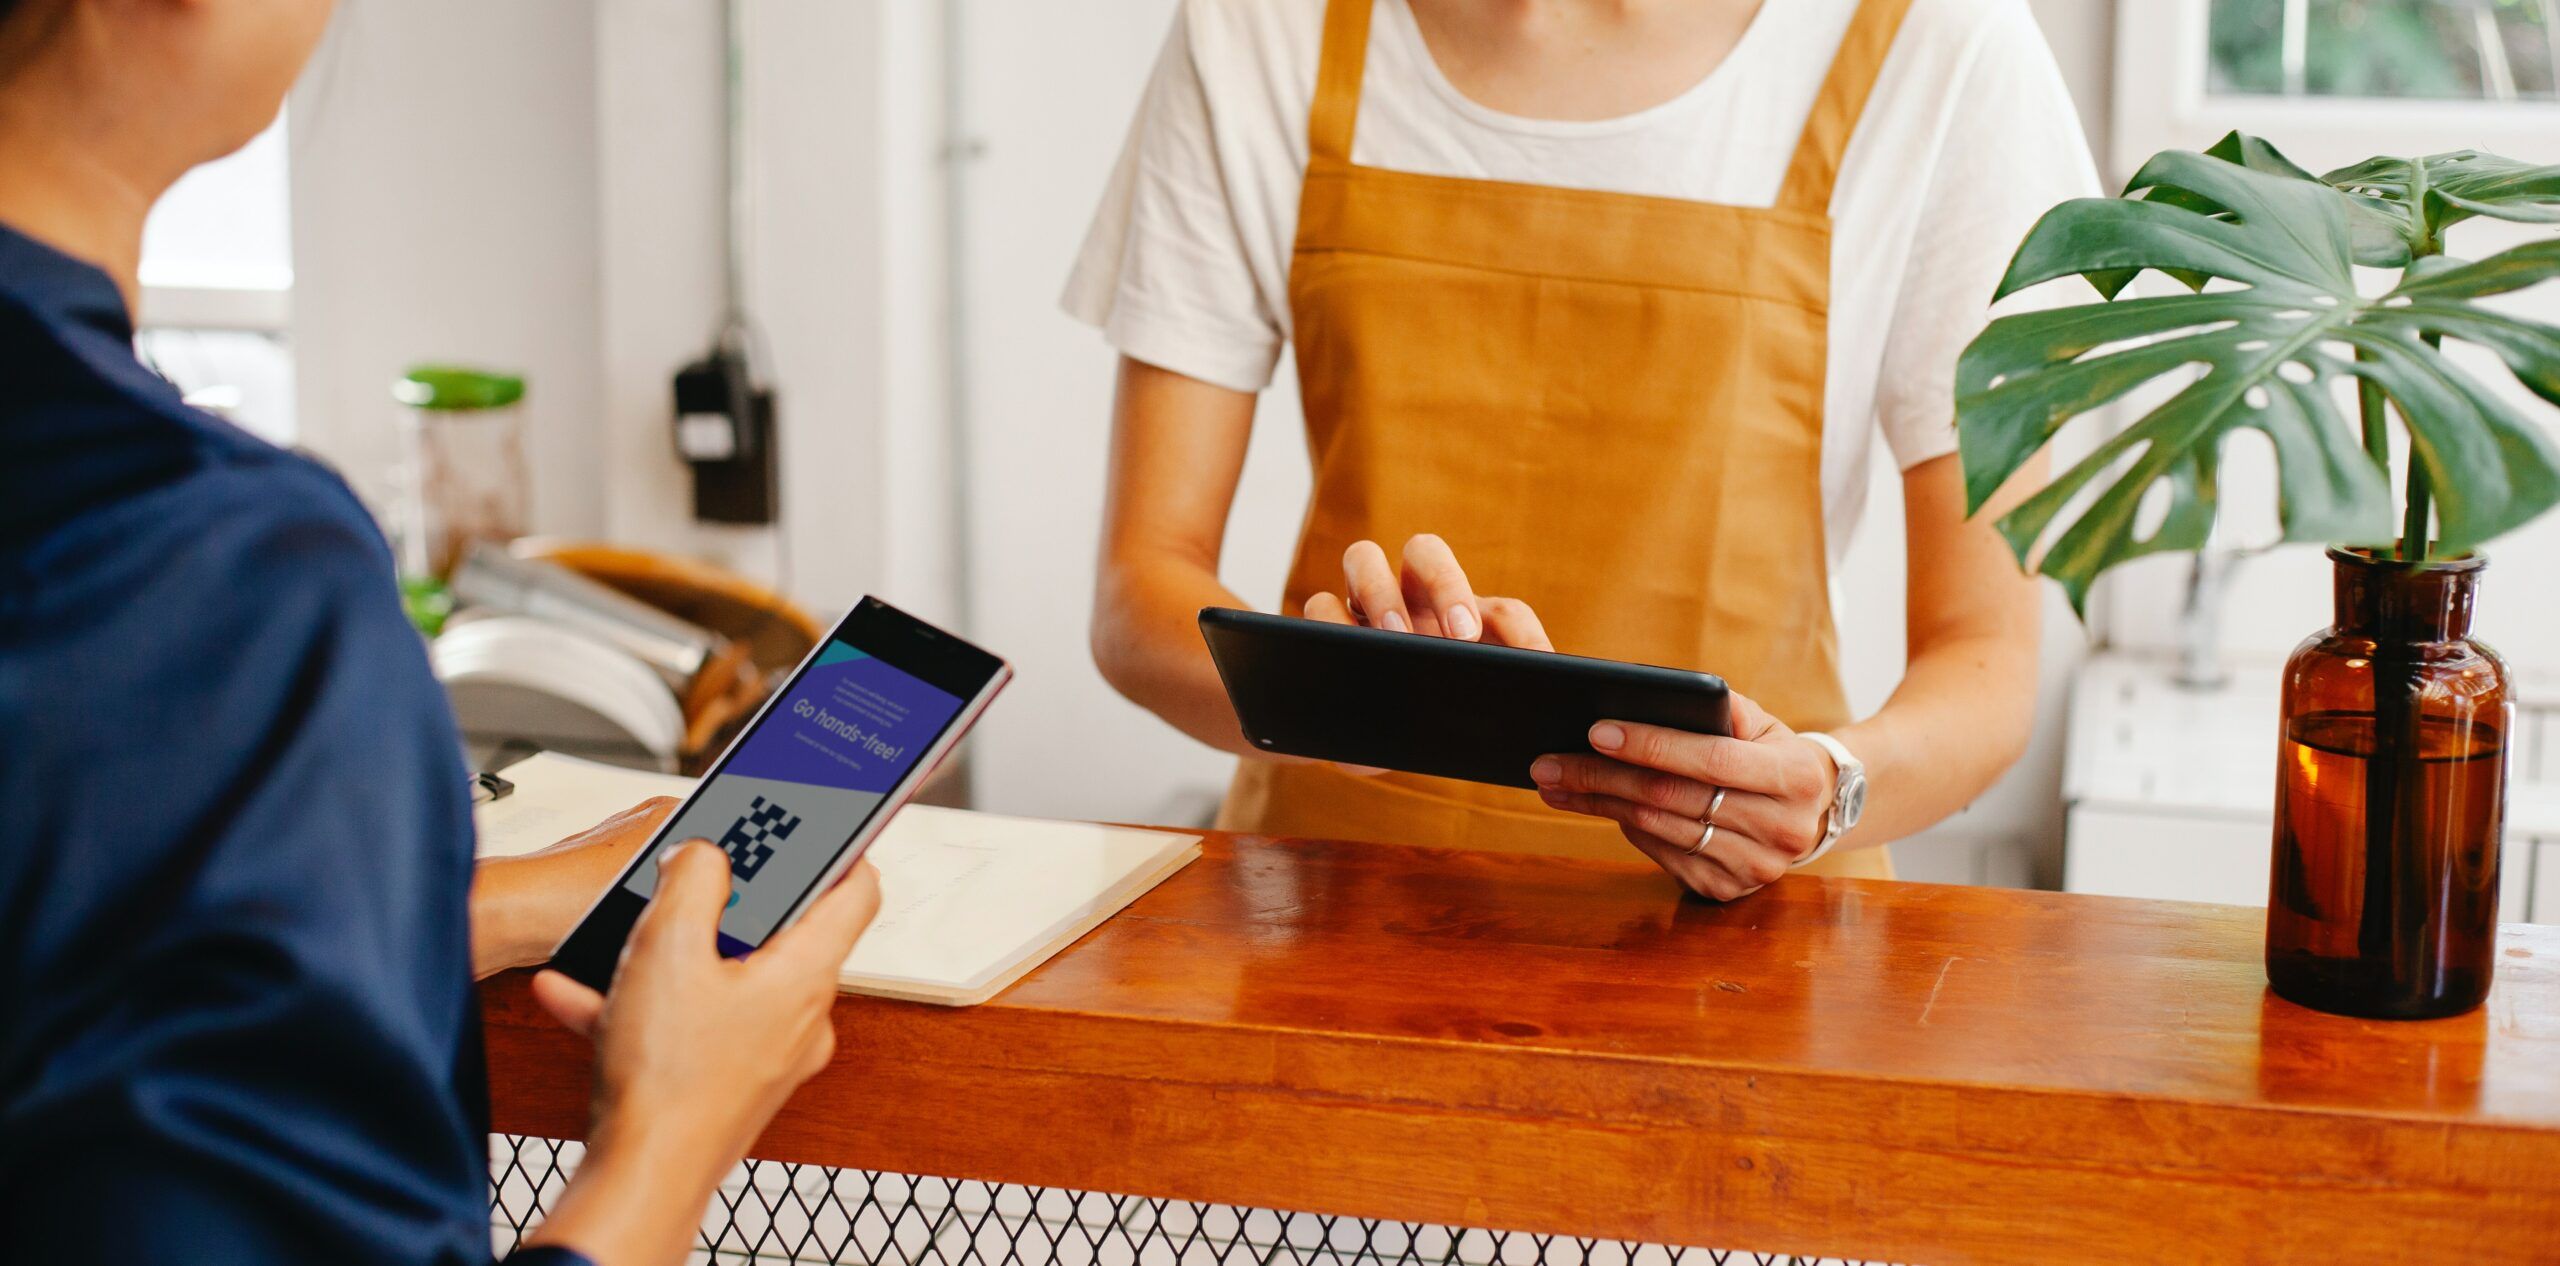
[658,844,686,868]
[1530,757,1561,785]
[1382,610,1409,633]
[1539,788,1568,807]
[1591,722,1625,751]
[1448,605,1480,641]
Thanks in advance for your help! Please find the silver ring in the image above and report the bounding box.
[1686,787,1728,856]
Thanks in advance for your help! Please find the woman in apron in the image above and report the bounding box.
[1073,0,2094,896]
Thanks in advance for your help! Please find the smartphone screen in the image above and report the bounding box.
[550,598,1004,988]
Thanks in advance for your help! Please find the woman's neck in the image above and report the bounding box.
[1406,0,1765,122]
[0,86,172,315]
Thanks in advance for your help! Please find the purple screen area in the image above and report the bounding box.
[622,640,965,955]
[724,642,965,791]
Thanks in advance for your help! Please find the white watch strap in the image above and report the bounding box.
[1793,731,1861,870]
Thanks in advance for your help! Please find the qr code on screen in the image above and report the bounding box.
[718,796,799,881]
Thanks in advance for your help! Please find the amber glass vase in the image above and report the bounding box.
[2265,548,2511,1019]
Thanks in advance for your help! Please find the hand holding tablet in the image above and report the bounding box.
[1198,608,1731,790]
[1205,526,1858,903]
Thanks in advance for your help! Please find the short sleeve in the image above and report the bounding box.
[0,462,501,1264]
[1873,0,2103,471]
[1061,2,1289,394]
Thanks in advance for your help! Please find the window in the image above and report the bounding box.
[2112,0,2560,180]
[136,117,296,444]
[2209,0,2559,101]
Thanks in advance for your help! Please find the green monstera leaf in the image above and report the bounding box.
[2081,133,2414,296]
[1954,147,2560,614]
[2325,149,2560,245]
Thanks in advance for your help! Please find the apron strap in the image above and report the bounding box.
[1775,0,1917,214]
[1307,0,1376,165]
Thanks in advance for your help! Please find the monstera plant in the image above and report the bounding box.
[1954,133,2560,605]
[1954,134,2560,1021]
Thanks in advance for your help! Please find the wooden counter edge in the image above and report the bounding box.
[480,971,2560,1266]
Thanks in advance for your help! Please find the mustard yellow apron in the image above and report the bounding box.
[1219,0,1912,881]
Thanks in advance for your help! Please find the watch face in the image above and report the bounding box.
[1838,771,1868,829]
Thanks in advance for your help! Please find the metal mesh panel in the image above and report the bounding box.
[492,1135,1902,1266]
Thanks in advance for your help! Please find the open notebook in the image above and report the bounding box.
[476,753,1201,1006]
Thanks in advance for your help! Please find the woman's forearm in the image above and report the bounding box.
[1831,630,2038,848]
[1090,355,1266,758]
[470,799,675,978]
[469,857,555,980]
[1827,452,2047,850]
[1092,550,1263,757]
[519,1106,734,1266]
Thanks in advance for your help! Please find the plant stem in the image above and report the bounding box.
[2355,176,2445,1009]
[2399,329,2443,562]
[2365,371,2436,1002]
[2393,198,2443,559]
[2401,465,2433,562]
[2356,355,2390,469]
[2357,349,2394,560]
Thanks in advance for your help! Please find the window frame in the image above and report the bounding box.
[2111,0,2560,179]
[136,284,293,335]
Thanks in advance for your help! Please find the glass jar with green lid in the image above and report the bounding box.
[392,365,529,579]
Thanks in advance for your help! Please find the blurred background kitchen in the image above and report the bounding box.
[145,0,2560,915]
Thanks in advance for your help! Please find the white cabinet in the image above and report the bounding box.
[2063,652,2560,922]
[2063,807,2269,906]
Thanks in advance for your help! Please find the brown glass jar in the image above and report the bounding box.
[2265,548,2511,1019]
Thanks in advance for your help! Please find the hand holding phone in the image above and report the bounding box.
[549,597,1010,991]
[517,842,881,1262]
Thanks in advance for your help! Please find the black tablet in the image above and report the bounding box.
[1198,608,1729,789]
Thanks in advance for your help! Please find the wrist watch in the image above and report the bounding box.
[1794,732,1866,869]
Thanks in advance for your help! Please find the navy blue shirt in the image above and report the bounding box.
[0,223,588,1264]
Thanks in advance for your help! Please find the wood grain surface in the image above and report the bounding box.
[483,833,2560,1265]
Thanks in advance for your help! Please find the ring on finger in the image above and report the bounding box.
[1686,787,1728,857]
[1686,821,1718,857]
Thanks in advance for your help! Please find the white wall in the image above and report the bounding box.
[952,0,1310,829]
[592,0,953,627]
[296,0,949,634]
[2029,0,2115,180]
[289,1,604,541]
[591,0,739,573]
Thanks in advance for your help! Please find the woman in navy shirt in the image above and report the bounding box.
[0,2,881,1263]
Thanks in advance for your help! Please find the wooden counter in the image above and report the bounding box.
[482,833,2560,1265]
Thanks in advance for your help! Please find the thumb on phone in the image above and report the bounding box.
[630,840,733,951]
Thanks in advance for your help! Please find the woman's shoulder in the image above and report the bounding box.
[1171,0,1329,99]
[0,298,373,583]
[1178,0,1327,48]
[1891,0,2063,67]
[0,359,385,626]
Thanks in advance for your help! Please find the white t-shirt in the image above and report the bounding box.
[1063,0,2100,563]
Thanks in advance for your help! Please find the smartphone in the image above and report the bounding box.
[549,596,1010,992]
